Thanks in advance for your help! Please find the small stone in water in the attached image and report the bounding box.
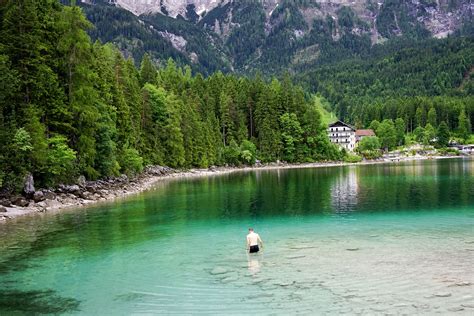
[455,281,471,286]
[346,247,360,251]
[210,267,228,275]
[434,292,452,297]
[221,276,238,283]
[447,306,464,312]
[393,303,409,307]
[274,281,295,287]
[286,255,306,259]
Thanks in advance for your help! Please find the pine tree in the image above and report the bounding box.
[280,113,303,162]
[394,118,406,146]
[437,121,450,148]
[139,53,157,87]
[415,107,425,128]
[458,108,471,141]
[427,107,437,127]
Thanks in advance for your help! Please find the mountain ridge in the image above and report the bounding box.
[79,0,473,75]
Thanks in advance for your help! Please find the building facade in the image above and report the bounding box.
[328,121,356,151]
[355,129,376,142]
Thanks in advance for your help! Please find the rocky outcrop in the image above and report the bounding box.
[100,0,471,39]
[106,0,229,17]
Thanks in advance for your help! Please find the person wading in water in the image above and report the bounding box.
[247,228,263,253]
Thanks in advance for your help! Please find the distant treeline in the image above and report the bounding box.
[0,0,340,193]
[298,36,474,136]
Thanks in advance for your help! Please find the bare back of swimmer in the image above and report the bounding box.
[246,228,263,253]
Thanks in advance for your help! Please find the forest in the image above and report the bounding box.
[298,36,474,143]
[0,0,341,193]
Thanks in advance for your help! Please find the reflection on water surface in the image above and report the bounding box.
[0,158,473,314]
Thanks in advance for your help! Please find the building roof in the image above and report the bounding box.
[355,129,375,137]
[328,120,355,130]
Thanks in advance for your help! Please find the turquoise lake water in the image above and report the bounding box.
[0,158,473,314]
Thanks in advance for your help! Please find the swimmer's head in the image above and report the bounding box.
[248,228,254,232]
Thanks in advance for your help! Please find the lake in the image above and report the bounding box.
[1,158,473,314]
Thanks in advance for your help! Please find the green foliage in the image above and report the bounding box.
[140,53,157,86]
[1,0,421,192]
[376,119,397,150]
[240,140,257,165]
[357,136,382,159]
[13,128,33,153]
[413,126,425,143]
[457,108,472,140]
[357,136,381,151]
[280,113,303,162]
[118,146,143,176]
[436,121,450,148]
[46,135,77,184]
[376,0,430,40]
[222,140,241,166]
[427,107,437,127]
[344,153,363,163]
[369,120,380,132]
[437,147,460,156]
[423,123,436,145]
[394,118,406,146]
[297,37,473,134]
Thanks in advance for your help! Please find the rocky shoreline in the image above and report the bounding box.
[0,155,470,222]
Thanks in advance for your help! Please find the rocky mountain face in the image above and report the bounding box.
[80,0,473,74]
[108,0,226,17]
[109,0,471,39]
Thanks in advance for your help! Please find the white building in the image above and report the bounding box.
[328,120,356,151]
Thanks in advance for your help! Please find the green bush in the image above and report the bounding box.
[119,147,143,176]
[46,135,77,184]
[222,141,241,166]
[344,153,363,163]
[356,136,382,159]
[240,140,257,165]
[359,150,381,160]
[437,148,460,156]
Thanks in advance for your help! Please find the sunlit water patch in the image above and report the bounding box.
[1,158,473,314]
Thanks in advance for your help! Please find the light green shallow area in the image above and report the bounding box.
[0,158,473,314]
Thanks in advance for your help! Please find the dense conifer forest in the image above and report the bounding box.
[298,37,474,132]
[0,0,342,193]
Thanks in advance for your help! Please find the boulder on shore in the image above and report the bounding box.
[0,206,7,213]
[12,196,29,207]
[0,199,11,207]
[77,175,86,187]
[33,191,45,202]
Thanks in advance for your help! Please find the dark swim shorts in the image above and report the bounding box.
[249,245,259,253]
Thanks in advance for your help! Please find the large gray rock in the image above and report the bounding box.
[43,190,56,200]
[61,185,81,195]
[23,173,35,197]
[33,191,45,202]
[0,206,7,213]
[77,175,86,187]
[81,191,93,200]
[12,197,29,207]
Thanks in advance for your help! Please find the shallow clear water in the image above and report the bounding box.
[1,158,473,315]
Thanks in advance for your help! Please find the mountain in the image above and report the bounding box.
[79,0,473,74]
[106,0,225,17]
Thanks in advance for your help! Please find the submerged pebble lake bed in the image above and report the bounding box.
[0,158,473,314]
